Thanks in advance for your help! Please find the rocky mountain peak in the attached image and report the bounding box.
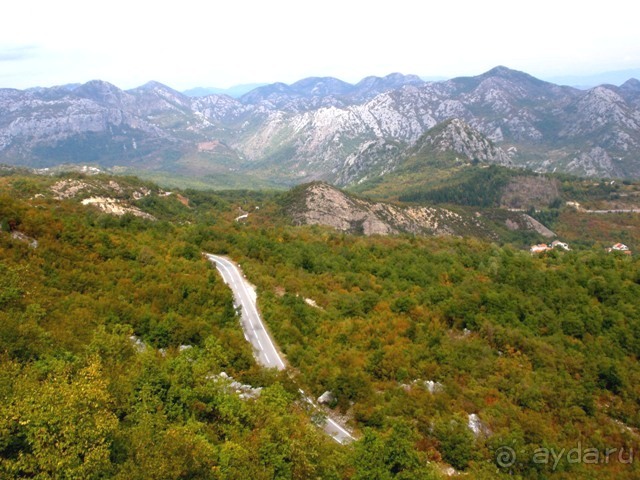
[73,80,130,107]
[561,85,634,137]
[353,73,424,99]
[384,72,423,84]
[131,81,188,101]
[621,78,640,88]
[374,73,424,89]
[449,66,556,101]
[289,77,353,96]
[620,78,640,96]
[239,73,426,108]
[78,79,120,90]
[239,83,294,104]
[588,85,625,102]
[413,118,513,166]
[481,65,546,85]
[484,65,522,77]
[127,81,192,113]
[619,78,640,107]
[136,80,177,92]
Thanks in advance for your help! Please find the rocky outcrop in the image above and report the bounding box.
[413,118,513,166]
[285,182,561,241]
[288,182,462,236]
[49,177,156,220]
[50,178,151,201]
[521,214,556,238]
[10,231,39,249]
[503,212,556,239]
[80,197,156,220]
[565,147,623,178]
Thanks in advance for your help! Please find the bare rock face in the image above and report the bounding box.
[521,214,556,238]
[81,197,156,221]
[317,391,336,405]
[50,177,156,220]
[415,118,513,166]
[295,183,394,235]
[503,212,556,238]
[565,147,622,178]
[288,182,459,236]
[335,138,402,186]
[10,231,38,249]
[285,182,557,240]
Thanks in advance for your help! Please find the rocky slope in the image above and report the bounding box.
[2,67,640,184]
[410,118,513,166]
[48,176,158,219]
[284,181,553,240]
[286,182,465,235]
[335,119,512,185]
[291,183,459,235]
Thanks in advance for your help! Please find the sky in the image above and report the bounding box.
[2,0,639,90]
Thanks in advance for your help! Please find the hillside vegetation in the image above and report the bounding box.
[1,170,640,478]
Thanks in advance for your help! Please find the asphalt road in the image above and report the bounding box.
[206,254,286,370]
[205,253,355,444]
[584,209,640,213]
[299,390,355,444]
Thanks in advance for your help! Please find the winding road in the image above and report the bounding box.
[206,254,285,370]
[205,253,355,444]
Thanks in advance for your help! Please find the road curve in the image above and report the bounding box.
[205,253,355,444]
[206,254,286,370]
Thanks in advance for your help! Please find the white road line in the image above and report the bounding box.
[215,261,271,364]
[206,254,354,442]
[326,418,354,440]
[208,255,284,368]
[220,258,285,370]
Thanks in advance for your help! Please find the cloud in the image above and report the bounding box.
[0,45,40,62]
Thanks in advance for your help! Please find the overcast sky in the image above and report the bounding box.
[2,0,639,90]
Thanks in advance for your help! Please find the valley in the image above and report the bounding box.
[1,168,640,478]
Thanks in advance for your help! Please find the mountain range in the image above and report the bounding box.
[182,83,268,98]
[1,66,640,187]
[547,68,640,89]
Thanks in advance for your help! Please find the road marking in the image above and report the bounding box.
[208,255,283,368]
[214,260,271,363]
[326,418,355,440]
[215,256,286,370]
[206,254,354,443]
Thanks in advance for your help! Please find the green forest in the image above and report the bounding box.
[1,171,640,479]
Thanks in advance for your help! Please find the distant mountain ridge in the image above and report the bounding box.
[2,66,640,185]
[182,84,268,98]
[237,73,424,109]
[547,68,640,88]
[182,73,425,103]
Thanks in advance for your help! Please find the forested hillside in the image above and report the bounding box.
[1,170,640,478]
[0,173,358,479]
